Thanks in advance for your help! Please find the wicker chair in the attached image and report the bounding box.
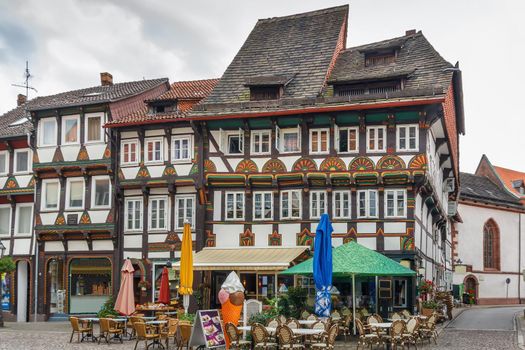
[355,319,380,350]
[98,318,123,344]
[68,317,93,343]
[366,314,386,337]
[160,318,179,349]
[402,317,420,349]
[278,315,287,324]
[176,322,193,350]
[401,309,412,319]
[267,318,280,328]
[391,312,403,320]
[251,323,278,350]
[388,320,406,349]
[301,310,311,320]
[310,324,338,350]
[338,313,352,342]
[277,325,305,349]
[331,310,341,320]
[286,318,300,329]
[133,321,160,350]
[307,314,318,321]
[419,313,438,344]
[225,322,251,349]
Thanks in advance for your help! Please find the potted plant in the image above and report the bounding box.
[418,279,434,301]
[421,299,438,317]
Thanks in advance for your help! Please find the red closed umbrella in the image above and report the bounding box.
[158,267,170,304]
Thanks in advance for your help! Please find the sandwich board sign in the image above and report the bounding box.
[189,309,226,348]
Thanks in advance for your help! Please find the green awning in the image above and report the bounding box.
[281,241,415,277]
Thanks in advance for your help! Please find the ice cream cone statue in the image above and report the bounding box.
[219,272,245,348]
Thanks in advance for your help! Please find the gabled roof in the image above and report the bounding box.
[152,78,219,101]
[459,172,522,208]
[199,5,348,106]
[28,78,169,112]
[493,166,525,198]
[329,32,454,91]
[0,101,35,139]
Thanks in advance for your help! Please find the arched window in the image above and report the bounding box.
[483,219,500,270]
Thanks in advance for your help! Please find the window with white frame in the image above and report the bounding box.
[366,126,386,152]
[92,176,111,208]
[385,189,406,218]
[62,115,80,144]
[397,124,418,151]
[172,135,192,162]
[125,198,142,231]
[66,178,84,209]
[145,138,164,163]
[251,130,271,154]
[276,125,301,153]
[42,179,60,211]
[86,114,104,143]
[39,118,57,146]
[358,189,378,218]
[175,195,195,229]
[333,190,351,219]
[253,191,273,220]
[336,126,359,153]
[149,196,168,230]
[0,205,11,236]
[219,128,244,155]
[310,190,327,218]
[14,149,30,174]
[121,139,139,165]
[0,150,8,175]
[15,204,32,235]
[280,190,301,219]
[310,129,329,154]
[225,192,244,220]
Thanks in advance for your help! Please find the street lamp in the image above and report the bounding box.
[0,240,5,258]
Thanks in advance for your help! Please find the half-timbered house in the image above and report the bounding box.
[0,94,36,322]
[104,78,218,304]
[182,5,464,313]
[30,74,169,319]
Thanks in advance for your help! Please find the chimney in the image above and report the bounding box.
[17,94,27,106]
[405,29,416,36]
[100,72,113,86]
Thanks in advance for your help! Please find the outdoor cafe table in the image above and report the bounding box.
[80,318,99,342]
[369,322,393,329]
[238,326,325,336]
[145,320,168,349]
[298,320,318,326]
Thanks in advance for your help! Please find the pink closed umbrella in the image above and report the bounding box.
[114,259,136,316]
[158,267,170,305]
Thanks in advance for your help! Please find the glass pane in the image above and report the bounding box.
[283,133,298,152]
[226,194,234,219]
[43,120,56,145]
[174,140,181,160]
[359,192,366,217]
[369,191,377,217]
[159,200,165,228]
[409,127,417,149]
[319,192,326,214]
[369,129,375,149]
[87,117,101,141]
[349,129,357,151]
[95,179,110,206]
[151,200,158,227]
[186,198,193,225]
[182,139,189,159]
[264,193,272,219]
[235,193,244,218]
[134,201,141,229]
[311,131,318,152]
[320,131,328,152]
[64,118,78,143]
[130,143,136,162]
[339,129,348,152]
[69,181,83,207]
[281,192,289,218]
[291,191,300,217]
[0,208,10,234]
[228,136,241,154]
[154,141,161,160]
[311,192,318,217]
[16,151,28,172]
[387,192,395,216]
[0,153,6,173]
[377,129,384,149]
[261,133,270,153]
[17,206,32,234]
[127,201,133,229]
[148,142,154,161]
[46,182,58,208]
[397,191,405,216]
[254,193,261,219]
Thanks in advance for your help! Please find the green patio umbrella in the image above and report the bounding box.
[281,241,415,334]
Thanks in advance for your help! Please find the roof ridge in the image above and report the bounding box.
[172,78,220,85]
[346,33,416,51]
[258,5,348,23]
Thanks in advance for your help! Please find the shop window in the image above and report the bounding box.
[337,126,358,153]
[393,279,407,307]
[253,191,273,220]
[251,130,271,154]
[121,140,139,165]
[358,190,378,218]
[92,176,111,209]
[366,126,386,153]
[145,138,164,163]
[397,124,418,151]
[14,149,30,174]
[62,115,80,144]
[225,192,244,220]
[310,129,329,154]
[39,118,57,147]
[125,198,142,231]
[42,179,60,211]
[149,196,168,231]
[69,258,112,314]
[333,190,351,219]
[86,114,103,143]
[258,275,275,300]
[47,259,65,314]
[385,189,406,218]
[172,136,192,162]
[0,151,7,175]
[15,204,32,235]
[66,178,84,210]
[310,190,327,219]
[175,195,195,229]
[280,190,301,219]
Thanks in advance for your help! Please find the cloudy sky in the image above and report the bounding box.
[1,0,524,173]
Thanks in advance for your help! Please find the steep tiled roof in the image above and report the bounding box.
[200,6,348,105]
[493,166,525,198]
[28,78,169,112]
[153,79,219,101]
[329,32,454,93]
[459,172,522,208]
[0,101,34,138]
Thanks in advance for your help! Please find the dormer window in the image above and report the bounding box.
[155,105,165,113]
[334,80,402,97]
[250,86,281,101]
[245,75,294,101]
[364,49,397,67]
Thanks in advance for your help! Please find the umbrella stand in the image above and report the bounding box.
[352,273,356,336]
[183,294,190,314]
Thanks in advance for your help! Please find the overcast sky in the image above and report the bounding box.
[1,0,524,173]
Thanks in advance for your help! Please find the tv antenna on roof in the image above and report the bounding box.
[11,60,38,99]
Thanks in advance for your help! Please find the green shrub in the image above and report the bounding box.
[97,296,120,317]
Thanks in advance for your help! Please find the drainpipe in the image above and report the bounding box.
[519,212,522,304]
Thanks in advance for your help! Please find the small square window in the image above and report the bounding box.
[366,126,386,153]
[397,125,419,152]
[125,198,142,231]
[337,127,359,153]
[310,129,329,154]
[86,114,103,142]
[62,115,80,144]
[225,192,245,220]
[92,176,111,208]
[40,118,57,146]
[172,136,192,162]
[149,196,168,230]
[67,178,84,209]
[145,138,164,163]
[15,204,32,235]
[42,179,60,211]
[14,149,30,173]
[358,190,378,218]
[280,190,301,219]
[253,192,273,220]
[121,140,139,165]
[310,190,327,218]
[251,130,271,154]
[333,191,351,219]
[0,151,9,175]
[175,195,195,229]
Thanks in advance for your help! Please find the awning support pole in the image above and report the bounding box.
[352,273,356,336]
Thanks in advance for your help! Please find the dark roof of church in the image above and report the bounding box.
[460,172,523,208]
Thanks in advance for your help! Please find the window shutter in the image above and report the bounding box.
[219,128,224,152]
[334,124,340,151]
[275,125,281,152]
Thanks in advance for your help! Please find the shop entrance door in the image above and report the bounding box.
[16,261,29,322]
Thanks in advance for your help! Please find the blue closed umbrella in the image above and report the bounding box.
[313,213,333,317]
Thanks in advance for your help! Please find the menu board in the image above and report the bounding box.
[189,309,226,348]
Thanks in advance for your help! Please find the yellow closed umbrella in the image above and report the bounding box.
[178,221,193,313]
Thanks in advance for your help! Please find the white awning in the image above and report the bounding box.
[173,246,309,271]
